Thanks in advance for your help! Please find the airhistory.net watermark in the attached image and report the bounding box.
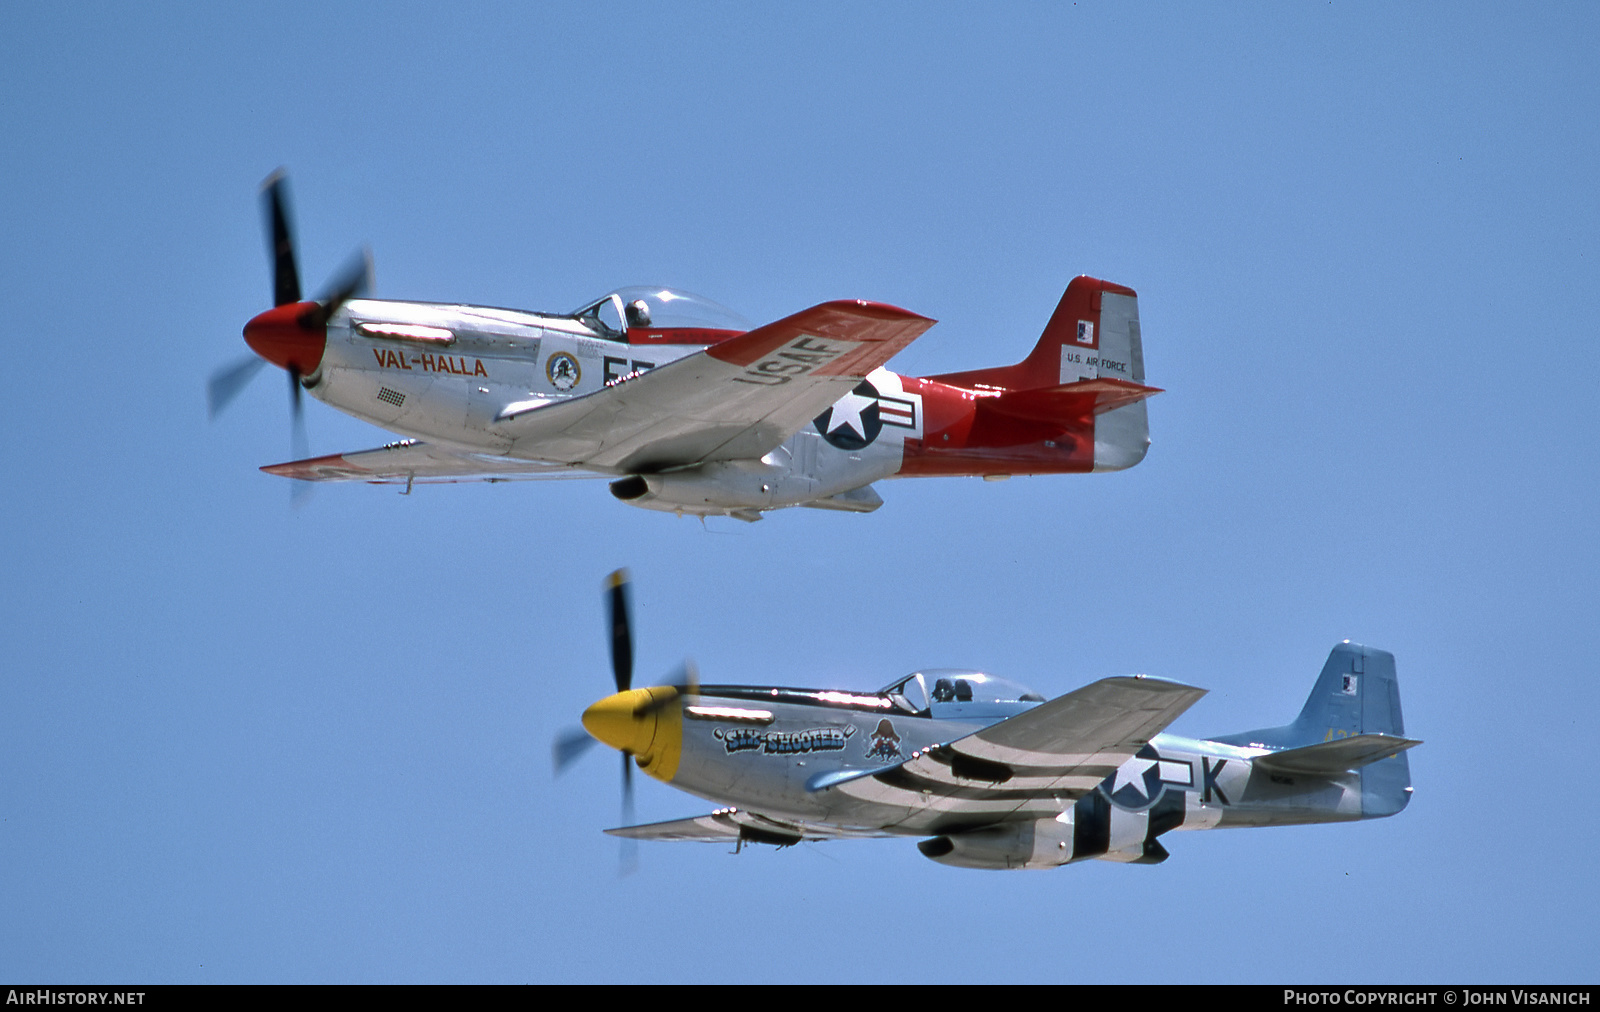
[5,993,145,1005]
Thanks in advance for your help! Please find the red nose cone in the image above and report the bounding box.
[243,302,327,375]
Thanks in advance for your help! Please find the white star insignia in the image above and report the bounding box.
[1113,756,1156,799]
[825,390,875,439]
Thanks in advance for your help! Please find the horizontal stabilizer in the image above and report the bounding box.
[982,378,1162,424]
[1253,734,1423,777]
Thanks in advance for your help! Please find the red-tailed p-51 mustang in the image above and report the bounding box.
[212,173,1160,520]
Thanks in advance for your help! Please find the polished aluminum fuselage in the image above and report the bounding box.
[666,686,1359,841]
[309,299,918,498]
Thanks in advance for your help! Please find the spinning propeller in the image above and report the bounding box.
[553,570,699,869]
[208,169,373,471]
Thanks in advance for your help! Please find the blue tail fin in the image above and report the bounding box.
[1213,642,1413,817]
[1292,642,1406,742]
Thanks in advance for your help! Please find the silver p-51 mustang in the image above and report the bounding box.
[558,574,1418,869]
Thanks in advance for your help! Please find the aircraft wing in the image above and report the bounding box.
[824,676,1207,830]
[606,809,894,844]
[261,439,600,484]
[499,300,935,473]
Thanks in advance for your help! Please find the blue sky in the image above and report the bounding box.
[2,2,1597,983]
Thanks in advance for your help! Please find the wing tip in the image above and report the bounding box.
[260,453,367,481]
[1111,674,1207,696]
[815,299,936,324]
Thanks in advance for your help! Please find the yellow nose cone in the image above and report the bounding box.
[581,686,682,782]
[582,688,657,754]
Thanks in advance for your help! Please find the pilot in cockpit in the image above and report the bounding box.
[931,678,975,703]
[625,299,651,329]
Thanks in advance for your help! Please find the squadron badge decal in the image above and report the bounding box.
[866,718,903,761]
[546,352,581,391]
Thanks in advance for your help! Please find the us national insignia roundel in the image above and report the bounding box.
[813,380,882,450]
[1102,744,1178,812]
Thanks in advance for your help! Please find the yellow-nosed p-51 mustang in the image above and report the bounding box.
[556,573,1419,869]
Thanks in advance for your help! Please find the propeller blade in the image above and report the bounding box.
[622,752,634,820]
[207,355,265,419]
[620,752,638,875]
[288,369,307,458]
[231,170,363,506]
[605,569,633,694]
[261,169,301,307]
[306,246,373,327]
[288,369,312,507]
[553,728,597,774]
[633,661,696,717]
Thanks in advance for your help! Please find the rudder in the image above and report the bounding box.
[1082,281,1150,471]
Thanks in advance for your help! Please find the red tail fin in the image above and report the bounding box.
[929,276,1141,391]
[929,275,1153,471]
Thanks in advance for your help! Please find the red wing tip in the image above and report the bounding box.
[816,299,935,323]
[261,454,367,480]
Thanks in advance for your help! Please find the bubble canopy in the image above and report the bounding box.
[879,669,1046,714]
[570,286,752,339]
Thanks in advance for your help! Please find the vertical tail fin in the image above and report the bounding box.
[1291,642,1407,741]
[1213,642,1414,817]
[931,276,1146,391]
[928,276,1153,470]
[1033,276,1146,391]
[1215,642,1409,747]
